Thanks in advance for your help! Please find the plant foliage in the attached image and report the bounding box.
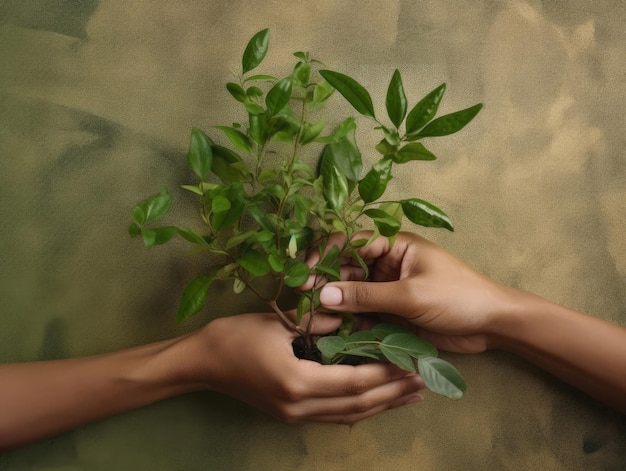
[129,29,482,399]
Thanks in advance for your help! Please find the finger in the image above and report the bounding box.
[319,280,412,316]
[295,360,415,398]
[303,392,424,425]
[288,373,424,423]
[339,265,367,282]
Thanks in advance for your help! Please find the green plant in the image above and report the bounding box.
[128,29,481,400]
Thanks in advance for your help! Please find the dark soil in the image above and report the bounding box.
[292,336,322,362]
[292,336,369,366]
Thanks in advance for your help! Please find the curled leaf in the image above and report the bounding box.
[401,198,453,231]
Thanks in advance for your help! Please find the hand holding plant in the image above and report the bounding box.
[128,29,482,399]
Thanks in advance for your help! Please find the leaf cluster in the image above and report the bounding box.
[317,323,466,399]
[128,29,481,399]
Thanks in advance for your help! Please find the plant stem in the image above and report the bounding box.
[268,300,306,336]
[242,276,306,336]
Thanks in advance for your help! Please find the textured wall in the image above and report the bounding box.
[1,0,625,469]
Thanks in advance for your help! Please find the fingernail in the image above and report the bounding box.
[320,286,343,306]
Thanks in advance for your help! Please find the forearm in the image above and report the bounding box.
[0,332,205,451]
[494,290,626,413]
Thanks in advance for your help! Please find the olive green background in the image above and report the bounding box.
[1,0,625,469]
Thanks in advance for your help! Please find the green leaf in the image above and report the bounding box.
[180,184,204,196]
[177,274,213,323]
[210,185,245,231]
[317,336,346,358]
[401,198,454,231]
[243,101,265,115]
[384,333,438,358]
[414,103,483,138]
[381,126,400,146]
[246,86,264,98]
[379,333,439,372]
[364,208,401,237]
[247,204,275,232]
[371,323,413,339]
[265,77,293,115]
[225,230,256,249]
[237,249,271,277]
[284,261,310,287]
[144,226,179,248]
[418,357,466,399]
[211,145,251,183]
[132,187,171,224]
[358,158,393,204]
[393,142,436,163]
[300,119,326,145]
[319,118,362,184]
[310,79,334,106]
[296,294,311,324]
[312,244,341,280]
[211,195,231,213]
[248,113,266,145]
[213,126,253,154]
[268,252,285,272]
[242,28,270,74]
[323,165,349,212]
[243,74,277,83]
[375,138,396,156]
[345,330,377,345]
[406,83,446,135]
[187,127,213,180]
[226,82,246,102]
[379,344,415,372]
[177,228,209,246]
[319,70,376,119]
[341,346,385,361]
[386,69,407,128]
[293,61,311,88]
[128,222,141,238]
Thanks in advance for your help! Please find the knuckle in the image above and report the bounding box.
[351,283,373,307]
[276,404,301,423]
[278,381,305,403]
[343,375,369,395]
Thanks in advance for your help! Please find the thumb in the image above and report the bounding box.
[320,281,409,316]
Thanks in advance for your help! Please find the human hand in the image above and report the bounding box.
[186,312,425,424]
[310,231,519,353]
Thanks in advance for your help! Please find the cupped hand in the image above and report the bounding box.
[189,312,424,424]
[310,231,518,353]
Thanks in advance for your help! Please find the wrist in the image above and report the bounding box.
[485,286,544,351]
[131,332,212,398]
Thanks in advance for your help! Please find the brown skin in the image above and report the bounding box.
[0,312,424,452]
[315,231,626,414]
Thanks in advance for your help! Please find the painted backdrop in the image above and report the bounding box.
[1,0,625,469]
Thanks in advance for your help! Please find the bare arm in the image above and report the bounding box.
[0,312,423,451]
[495,291,626,412]
[317,231,626,413]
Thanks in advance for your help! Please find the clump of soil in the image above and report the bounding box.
[292,336,322,362]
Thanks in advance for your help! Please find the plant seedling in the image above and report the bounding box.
[129,29,482,399]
